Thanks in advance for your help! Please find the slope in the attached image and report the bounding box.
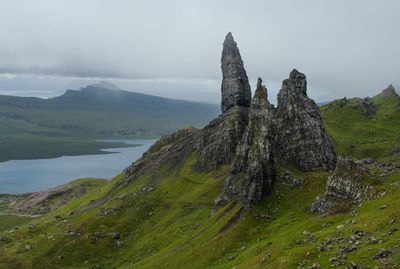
[0,86,399,268]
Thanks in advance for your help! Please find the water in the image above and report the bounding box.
[0,139,156,194]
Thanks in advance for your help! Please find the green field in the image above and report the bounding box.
[0,92,399,268]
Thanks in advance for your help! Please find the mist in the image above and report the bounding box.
[1,0,399,103]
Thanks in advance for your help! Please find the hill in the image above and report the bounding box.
[0,82,219,162]
[0,33,399,269]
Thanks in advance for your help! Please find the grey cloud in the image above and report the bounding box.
[0,0,399,103]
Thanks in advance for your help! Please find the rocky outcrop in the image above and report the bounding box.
[220,32,251,113]
[194,107,249,171]
[125,34,339,208]
[380,84,399,97]
[125,127,198,184]
[275,69,337,171]
[361,97,377,118]
[280,170,304,188]
[311,157,377,214]
[216,78,275,206]
[194,33,251,171]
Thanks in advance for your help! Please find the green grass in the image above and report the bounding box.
[321,95,400,159]
[0,152,399,269]
[0,93,399,268]
[0,215,33,233]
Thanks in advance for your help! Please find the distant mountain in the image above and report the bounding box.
[0,82,219,138]
[0,82,219,161]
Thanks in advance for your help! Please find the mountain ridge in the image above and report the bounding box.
[0,82,219,162]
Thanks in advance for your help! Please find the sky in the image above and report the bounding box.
[0,0,399,104]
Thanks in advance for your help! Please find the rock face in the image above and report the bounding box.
[216,78,275,205]
[194,33,251,171]
[275,69,336,171]
[220,32,252,113]
[311,157,377,214]
[125,128,198,184]
[194,107,249,171]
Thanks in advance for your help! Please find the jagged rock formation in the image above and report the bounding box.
[275,69,337,171]
[126,34,336,208]
[380,84,399,97]
[216,78,275,205]
[194,33,251,171]
[361,97,377,117]
[220,32,252,113]
[311,157,377,214]
[194,107,249,171]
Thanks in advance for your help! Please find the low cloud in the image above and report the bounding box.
[0,0,399,102]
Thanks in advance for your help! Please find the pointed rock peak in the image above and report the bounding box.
[276,70,336,171]
[256,77,263,89]
[224,32,235,44]
[220,32,251,113]
[282,69,307,95]
[222,32,239,55]
[254,77,268,101]
[380,84,398,97]
[289,68,306,80]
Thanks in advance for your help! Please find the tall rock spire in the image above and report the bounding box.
[275,69,336,171]
[216,78,275,206]
[220,32,251,113]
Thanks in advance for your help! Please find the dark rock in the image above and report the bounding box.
[374,248,391,259]
[220,32,251,113]
[280,170,304,188]
[361,97,377,118]
[275,69,336,171]
[380,84,399,97]
[109,232,120,240]
[216,78,275,205]
[194,106,249,171]
[369,236,378,244]
[311,157,377,214]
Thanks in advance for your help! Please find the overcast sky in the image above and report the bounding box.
[0,0,399,104]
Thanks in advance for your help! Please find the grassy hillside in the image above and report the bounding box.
[0,93,399,268]
[0,83,219,162]
[321,93,400,160]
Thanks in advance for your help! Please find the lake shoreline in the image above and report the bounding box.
[0,137,148,163]
[0,139,157,194]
